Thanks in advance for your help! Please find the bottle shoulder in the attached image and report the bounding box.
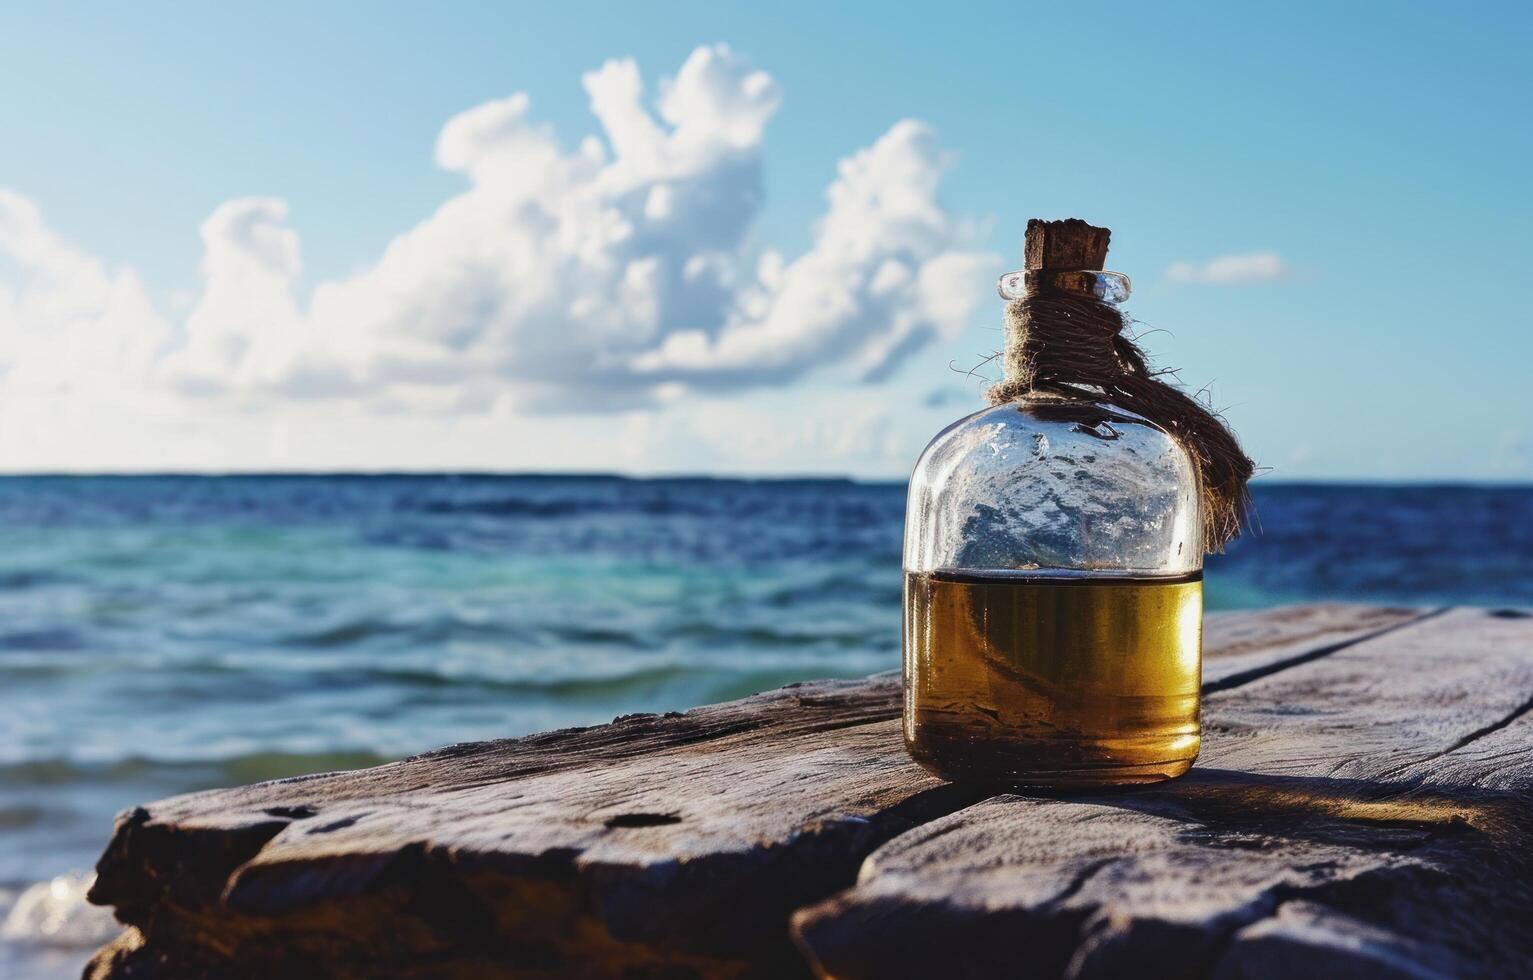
[914,400,1191,475]
[905,398,1201,576]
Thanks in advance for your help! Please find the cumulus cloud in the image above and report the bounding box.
[0,190,173,399]
[1,44,993,423]
[1165,251,1287,285]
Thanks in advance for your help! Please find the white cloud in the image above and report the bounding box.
[631,119,993,388]
[1165,251,1287,285]
[0,44,993,453]
[0,190,173,400]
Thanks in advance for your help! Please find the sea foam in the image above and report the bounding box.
[0,873,121,949]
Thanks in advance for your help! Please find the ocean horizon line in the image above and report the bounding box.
[0,471,1530,490]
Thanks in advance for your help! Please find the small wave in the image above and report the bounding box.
[0,873,121,949]
[373,662,696,698]
[0,664,73,681]
[284,615,662,651]
[542,624,657,648]
[404,491,761,520]
[0,628,85,653]
[295,619,391,648]
[761,576,900,608]
[414,497,599,518]
[0,750,392,788]
[0,759,117,787]
[0,805,50,830]
[672,621,885,650]
[0,570,74,590]
[215,750,393,785]
[283,614,529,649]
[406,490,722,520]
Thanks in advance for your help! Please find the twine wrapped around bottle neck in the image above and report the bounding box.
[988,221,1254,554]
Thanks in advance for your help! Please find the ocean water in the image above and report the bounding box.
[1,475,1530,977]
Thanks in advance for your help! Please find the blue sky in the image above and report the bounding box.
[1,2,1528,479]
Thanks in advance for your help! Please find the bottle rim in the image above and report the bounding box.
[997,269,1131,305]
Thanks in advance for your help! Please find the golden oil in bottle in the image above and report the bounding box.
[903,570,1202,786]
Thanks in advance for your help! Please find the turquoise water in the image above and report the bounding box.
[1,476,1530,977]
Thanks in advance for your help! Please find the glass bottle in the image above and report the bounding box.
[902,260,1203,787]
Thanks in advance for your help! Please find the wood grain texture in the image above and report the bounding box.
[83,604,1436,978]
[792,607,1533,979]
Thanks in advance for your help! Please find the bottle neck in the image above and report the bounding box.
[997,271,1131,388]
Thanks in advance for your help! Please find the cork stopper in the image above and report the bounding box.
[1023,219,1111,271]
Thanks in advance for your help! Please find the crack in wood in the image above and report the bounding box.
[603,812,684,829]
[1049,855,1115,906]
[1377,689,1533,782]
[1202,607,1448,695]
[1442,691,1533,755]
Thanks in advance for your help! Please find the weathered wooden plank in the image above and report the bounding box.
[1201,602,1427,690]
[86,673,961,980]
[84,603,1427,978]
[792,607,1533,979]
